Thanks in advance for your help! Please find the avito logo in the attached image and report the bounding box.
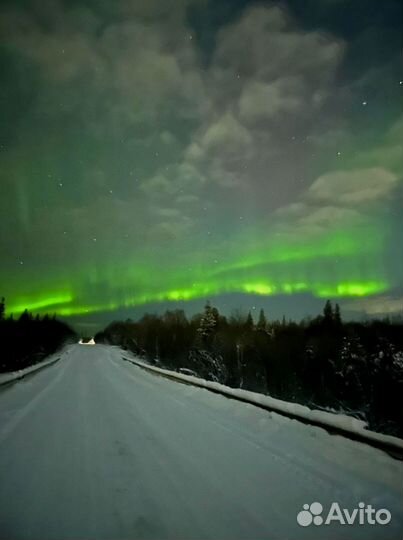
[297,502,391,527]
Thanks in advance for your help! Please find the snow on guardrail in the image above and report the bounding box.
[121,352,403,458]
[0,347,69,386]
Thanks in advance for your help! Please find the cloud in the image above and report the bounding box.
[160,131,177,145]
[201,113,252,152]
[344,295,403,316]
[175,3,347,197]
[239,78,303,122]
[186,112,254,175]
[0,0,348,209]
[270,203,365,248]
[351,116,403,173]
[146,217,195,243]
[298,205,360,230]
[266,166,399,253]
[213,5,344,83]
[141,174,178,198]
[140,162,205,228]
[117,0,207,20]
[1,0,399,311]
[308,168,398,205]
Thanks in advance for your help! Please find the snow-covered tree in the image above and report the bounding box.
[188,349,227,383]
[197,302,218,343]
[337,334,367,404]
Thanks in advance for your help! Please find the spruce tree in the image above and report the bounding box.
[197,302,217,343]
[334,303,342,325]
[245,311,254,330]
[323,300,333,322]
[257,309,267,331]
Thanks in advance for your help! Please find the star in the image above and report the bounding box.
[362,100,368,106]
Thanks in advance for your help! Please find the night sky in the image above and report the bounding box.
[1,0,402,329]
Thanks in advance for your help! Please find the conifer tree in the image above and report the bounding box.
[334,303,342,325]
[245,311,254,330]
[323,300,333,322]
[257,309,267,331]
[197,302,217,343]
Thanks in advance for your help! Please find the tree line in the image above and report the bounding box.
[95,301,403,437]
[0,298,75,373]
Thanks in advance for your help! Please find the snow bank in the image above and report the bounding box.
[122,353,403,456]
[0,347,69,386]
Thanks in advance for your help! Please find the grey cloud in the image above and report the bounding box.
[176,3,347,200]
[239,79,303,122]
[140,163,205,219]
[213,5,344,83]
[2,0,397,295]
[198,113,253,158]
[308,168,398,205]
[351,116,403,173]
[344,296,403,316]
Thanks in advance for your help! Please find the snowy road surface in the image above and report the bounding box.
[0,345,402,540]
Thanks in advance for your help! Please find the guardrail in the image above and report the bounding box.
[122,354,403,461]
[0,353,62,387]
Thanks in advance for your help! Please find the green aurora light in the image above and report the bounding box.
[6,278,390,317]
[1,0,402,321]
[3,199,399,318]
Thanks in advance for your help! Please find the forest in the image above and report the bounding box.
[0,298,75,373]
[96,301,403,437]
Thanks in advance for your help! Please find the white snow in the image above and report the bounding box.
[0,345,73,386]
[0,344,402,540]
[122,353,403,454]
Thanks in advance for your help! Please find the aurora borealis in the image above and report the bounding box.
[1,0,402,325]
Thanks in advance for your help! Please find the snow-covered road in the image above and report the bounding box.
[0,344,402,540]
